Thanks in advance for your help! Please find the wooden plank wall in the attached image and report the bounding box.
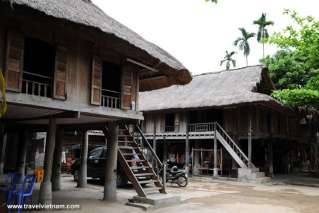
[1,13,139,113]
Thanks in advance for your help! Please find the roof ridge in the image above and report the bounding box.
[193,65,264,77]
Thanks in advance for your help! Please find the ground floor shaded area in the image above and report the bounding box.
[7,175,318,213]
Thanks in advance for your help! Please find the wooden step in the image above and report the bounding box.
[126,159,145,163]
[118,146,139,150]
[130,166,150,170]
[134,173,154,177]
[122,153,142,156]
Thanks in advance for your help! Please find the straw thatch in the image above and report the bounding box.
[6,0,190,84]
[140,65,282,112]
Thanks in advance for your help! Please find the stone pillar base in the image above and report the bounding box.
[213,168,219,177]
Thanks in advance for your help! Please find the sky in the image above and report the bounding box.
[93,0,319,75]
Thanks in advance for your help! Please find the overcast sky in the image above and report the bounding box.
[93,0,318,75]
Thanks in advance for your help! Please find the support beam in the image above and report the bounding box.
[0,125,7,175]
[152,120,157,167]
[213,131,218,177]
[52,127,64,191]
[78,131,89,188]
[248,113,252,167]
[17,129,30,181]
[39,117,57,205]
[268,141,274,177]
[163,136,167,162]
[103,122,118,201]
[185,116,190,176]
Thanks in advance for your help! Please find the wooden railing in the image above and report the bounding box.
[22,71,52,98]
[188,122,214,132]
[164,125,175,132]
[101,89,120,109]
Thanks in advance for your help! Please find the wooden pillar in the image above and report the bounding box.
[0,125,7,175]
[103,122,118,201]
[213,129,218,177]
[17,129,30,181]
[52,127,64,191]
[185,116,190,176]
[153,119,157,167]
[248,113,252,167]
[163,136,167,162]
[39,118,57,204]
[268,140,274,177]
[78,131,89,188]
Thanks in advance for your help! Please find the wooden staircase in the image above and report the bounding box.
[213,123,270,183]
[117,126,165,197]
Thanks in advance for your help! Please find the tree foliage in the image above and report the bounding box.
[234,28,255,66]
[220,51,236,70]
[253,13,274,58]
[262,10,319,109]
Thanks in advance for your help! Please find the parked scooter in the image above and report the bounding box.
[161,160,188,187]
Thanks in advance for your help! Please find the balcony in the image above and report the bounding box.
[164,125,175,132]
[188,122,214,132]
[22,71,53,98]
[101,89,121,109]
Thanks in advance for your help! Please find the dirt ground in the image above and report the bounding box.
[29,175,319,213]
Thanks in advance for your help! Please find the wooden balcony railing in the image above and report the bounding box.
[188,122,214,132]
[22,71,52,98]
[164,125,175,132]
[101,89,121,109]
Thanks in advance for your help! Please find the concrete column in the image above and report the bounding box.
[39,118,57,204]
[248,114,252,167]
[0,125,7,175]
[17,129,30,181]
[78,131,89,188]
[213,132,218,177]
[103,122,118,201]
[52,127,64,191]
[185,119,190,176]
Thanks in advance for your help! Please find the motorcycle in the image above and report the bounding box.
[160,161,188,187]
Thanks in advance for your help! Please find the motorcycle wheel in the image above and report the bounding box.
[177,175,188,187]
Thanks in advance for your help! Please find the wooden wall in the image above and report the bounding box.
[1,10,140,115]
[143,105,296,140]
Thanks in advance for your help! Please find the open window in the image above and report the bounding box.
[165,113,175,132]
[101,62,121,108]
[22,37,55,98]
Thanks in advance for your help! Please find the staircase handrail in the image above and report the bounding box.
[214,122,255,168]
[135,124,163,169]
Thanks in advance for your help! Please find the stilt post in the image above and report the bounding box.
[103,122,118,201]
[39,117,57,204]
[78,131,89,188]
[213,123,218,177]
[52,127,64,191]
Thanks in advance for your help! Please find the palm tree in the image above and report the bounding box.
[220,51,236,70]
[253,13,274,58]
[234,28,255,66]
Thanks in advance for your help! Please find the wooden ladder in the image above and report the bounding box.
[117,127,164,197]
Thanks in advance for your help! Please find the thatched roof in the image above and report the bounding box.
[5,0,191,87]
[140,66,283,112]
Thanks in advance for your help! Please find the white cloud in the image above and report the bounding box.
[92,0,319,74]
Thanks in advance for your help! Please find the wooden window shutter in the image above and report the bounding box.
[5,30,24,92]
[53,45,68,100]
[90,56,102,105]
[121,69,132,110]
